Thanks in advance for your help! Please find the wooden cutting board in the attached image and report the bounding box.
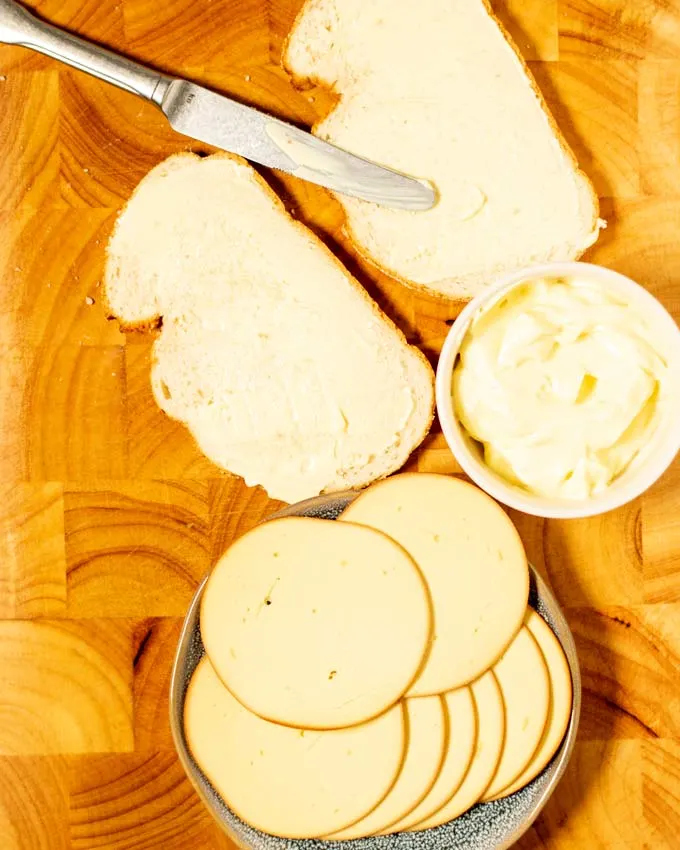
[1,0,679,848]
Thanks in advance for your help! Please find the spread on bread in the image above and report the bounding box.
[284,0,603,299]
[185,474,573,839]
[453,277,669,499]
[104,153,434,503]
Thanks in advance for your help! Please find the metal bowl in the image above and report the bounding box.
[170,491,581,850]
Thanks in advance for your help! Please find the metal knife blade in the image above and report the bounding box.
[0,0,436,210]
[160,80,436,210]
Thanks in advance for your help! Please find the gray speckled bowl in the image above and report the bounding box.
[170,491,581,850]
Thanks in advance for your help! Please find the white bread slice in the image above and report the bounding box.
[104,153,434,502]
[284,0,603,300]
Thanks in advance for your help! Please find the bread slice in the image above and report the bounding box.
[284,0,603,300]
[104,153,434,502]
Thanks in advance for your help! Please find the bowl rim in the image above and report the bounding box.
[435,260,680,519]
[169,489,582,850]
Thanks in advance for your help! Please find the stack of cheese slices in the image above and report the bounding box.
[185,473,572,840]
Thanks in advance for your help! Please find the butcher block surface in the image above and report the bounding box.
[1,0,679,848]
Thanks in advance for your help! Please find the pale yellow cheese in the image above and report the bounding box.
[482,626,550,800]
[201,516,432,729]
[384,686,477,833]
[413,671,505,829]
[184,658,405,838]
[327,695,446,840]
[340,473,529,694]
[489,610,572,800]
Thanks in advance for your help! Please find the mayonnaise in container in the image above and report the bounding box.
[452,276,669,500]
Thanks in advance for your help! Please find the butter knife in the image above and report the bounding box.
[0,0,435,210]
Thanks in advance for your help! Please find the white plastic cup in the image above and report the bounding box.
[435,262,680,518]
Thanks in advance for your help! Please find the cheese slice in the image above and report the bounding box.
[184,657,406,838]
[327,695,446,840]
[383,686,476,833]
[482,626,550,800]
[488,610,572,800]
[413,670,505,829]
[341,473,529,694]
[201,516,432,729]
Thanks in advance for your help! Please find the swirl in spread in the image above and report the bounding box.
[453,277,668,499]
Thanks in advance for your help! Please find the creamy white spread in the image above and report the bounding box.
[453,277,668,499]
[106,155,432,504]
[285,0,603,297]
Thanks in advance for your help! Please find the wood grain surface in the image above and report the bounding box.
[1,0,679,847]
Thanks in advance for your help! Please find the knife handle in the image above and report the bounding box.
[0,0,171,105]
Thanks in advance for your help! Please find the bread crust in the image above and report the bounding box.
[102,151,199,329]
[282,0,602,301]
[103,151,435,497]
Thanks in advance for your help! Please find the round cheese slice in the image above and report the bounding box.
[327,695,446,840]
[488,610,572,800]
[482,626,550,801]
[383,686,477,833]
[201,516,432,729]
[340,473,529,695]
[184,657,406,838]
[412,670,505,829]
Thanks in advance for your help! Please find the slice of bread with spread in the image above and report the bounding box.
[284,0,603,300]
[104,152,434,502]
